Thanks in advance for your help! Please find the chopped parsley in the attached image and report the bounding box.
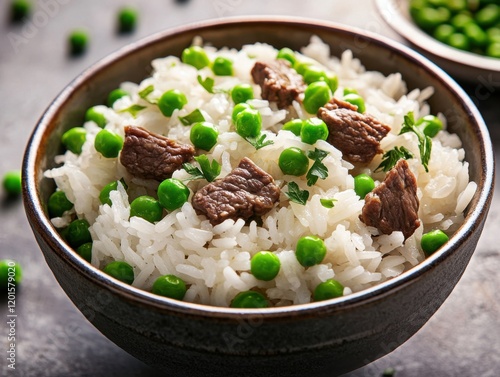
[285,182,309,205]
[179,108,205,126]
[197,75,215,94]
[118,104,146,117]
[306,148,329,186]
[243,133,274,150]
[182,154,221,182]
[320,198,337,208]
[138,85,154,99]
[375,146,414,172]
[399,112,431,172]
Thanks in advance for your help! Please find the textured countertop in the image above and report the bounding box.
[0,1,499,376]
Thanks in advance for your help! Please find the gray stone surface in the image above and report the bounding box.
[0,0,498,376]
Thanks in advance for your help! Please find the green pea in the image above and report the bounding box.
[278,147,309,176]
[421,229,449,256]
[487,27,500,43]
[157,178,190,212]
[250,251,281,281]
[300,117,329,145]
[107,88,129,107]
[486,42,500,57]
[446,0,468,12]
[10,0,31,22]
[354,173,375,198]
[230,291,269,308]
[152,274,187,300]
[158,89,188,117]
[294,61,313,75]
[231,103,252,123]
[450,13,474,31]
[343,87,358,96]
[326,73,339,93]
[103,261,134,284]
[66,219,92,249]
[76,242,92,263]
[211,56,233,76]
[417,115,443,137]
[235,108,262,138]
[476,4,500,28]
[343,93,366,113]
[313,279,344,301]
[190,122,219,151]
[303,66,327,85]
[0,260,22,289]
[85,107,107,128]
[282,119,304,136]
[448,32,471,50]
[295,235,327,267]
[2,170,22,196]
[118,7,138,33]
[231,83,254,104]
[69,29,88,56]
[464,22,488,47]
[48,190,74,218]
[413,7,451,31]
[94,129,123,158]
[433,24,456,43]
[130,195,163,223]
[303,81,332,114]
[99,180,127,206]
[181,46,210,70]
[277,47,297,66]
[62,127,87,154]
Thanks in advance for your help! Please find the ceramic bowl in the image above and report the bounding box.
[375,0,500,85]
[22,17,494,377]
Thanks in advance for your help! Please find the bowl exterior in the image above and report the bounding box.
[23,18,494,377]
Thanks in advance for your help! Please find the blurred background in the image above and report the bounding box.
[1,1,499,376]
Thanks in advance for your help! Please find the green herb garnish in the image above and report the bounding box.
[399,112,431,172]
[197,75,215,94]
[183,154,221,182]
[138,85,154,99]
[320,198,337,208]
[179,108,206,126]
[118,104,146,117]
[375,146,414,172]
[285,182,309,205]
[306,148,329,186]
[243,133,274,150]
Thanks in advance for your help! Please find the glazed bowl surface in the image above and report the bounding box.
[22,17,494,377]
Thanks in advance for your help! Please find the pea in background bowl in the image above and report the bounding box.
[22,17,494,377]
[375,0,500,85]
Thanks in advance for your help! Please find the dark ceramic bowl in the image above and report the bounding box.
[22,17,494,377]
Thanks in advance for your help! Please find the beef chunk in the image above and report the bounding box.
[192,157,280,225]
[317,98,391,164]
[359,159,420,240]
[120,126,194,181]
[251,60,306,109]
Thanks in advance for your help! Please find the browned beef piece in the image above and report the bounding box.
[359,159,420,240]
[192,157,280,225]
[120,126,194,181]
[317,98,391,164]
[251,60,306,109]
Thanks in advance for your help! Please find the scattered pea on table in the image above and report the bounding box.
[2,170,22,197]
[0,259,22,288]
[117,7,138,33]
[68,29,89,56]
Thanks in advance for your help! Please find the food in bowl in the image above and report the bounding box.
[43,36,477,308]
[409,0,500,58]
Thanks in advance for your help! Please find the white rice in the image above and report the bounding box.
[44,37,476,307]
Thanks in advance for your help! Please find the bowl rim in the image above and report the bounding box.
[375,0,500,72]
[23,15,495,318]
